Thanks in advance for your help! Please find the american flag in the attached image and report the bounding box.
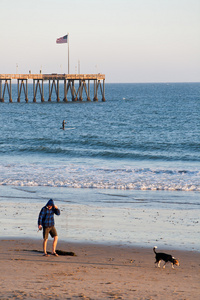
[56,34,68,44]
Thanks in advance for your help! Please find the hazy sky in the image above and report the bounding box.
[1,0,199,82]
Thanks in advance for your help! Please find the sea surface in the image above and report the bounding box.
[0,82,199,251]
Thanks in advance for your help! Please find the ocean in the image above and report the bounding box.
[0,82,199,251]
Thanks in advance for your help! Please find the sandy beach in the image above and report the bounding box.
[0,238,199,300]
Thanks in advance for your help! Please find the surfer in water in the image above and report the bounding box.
[61,120,66,130]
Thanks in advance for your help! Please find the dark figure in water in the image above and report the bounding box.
[61,120,66,130]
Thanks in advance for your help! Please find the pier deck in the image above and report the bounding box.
[0,73,105,102]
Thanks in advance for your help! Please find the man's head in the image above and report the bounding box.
[46,199,54,209]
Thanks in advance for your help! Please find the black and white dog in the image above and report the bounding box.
[153,246,179,269]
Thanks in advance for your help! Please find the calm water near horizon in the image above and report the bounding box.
[0,82,199,251]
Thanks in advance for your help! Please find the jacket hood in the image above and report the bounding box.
[46,199,54,207]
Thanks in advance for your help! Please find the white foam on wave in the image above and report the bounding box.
[0,163,199,192]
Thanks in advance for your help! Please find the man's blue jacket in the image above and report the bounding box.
[38,199,60,228]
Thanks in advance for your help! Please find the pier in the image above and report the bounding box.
[0,74,105,102]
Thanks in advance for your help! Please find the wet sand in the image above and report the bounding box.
[0,238,199,299]
[1,185,200,252]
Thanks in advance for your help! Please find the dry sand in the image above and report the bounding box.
[0,238,199,300]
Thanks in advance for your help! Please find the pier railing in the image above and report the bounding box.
[0,74,106,102]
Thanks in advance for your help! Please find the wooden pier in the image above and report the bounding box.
[0,74,105,102]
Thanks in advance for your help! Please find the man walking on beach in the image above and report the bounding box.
[38,199,60,256]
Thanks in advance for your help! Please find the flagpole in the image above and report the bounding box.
[68,33,69,74]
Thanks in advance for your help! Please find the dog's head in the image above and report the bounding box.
[172,257,179,266]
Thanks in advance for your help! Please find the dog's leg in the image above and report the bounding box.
[157,261,161,268]
[171,263,174,269]
[162,262,167,269]
[155,260,159,268]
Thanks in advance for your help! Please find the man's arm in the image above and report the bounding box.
[38,207,45,227]
[53,205,60,216]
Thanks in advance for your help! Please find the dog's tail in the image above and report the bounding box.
[153,246,157,254]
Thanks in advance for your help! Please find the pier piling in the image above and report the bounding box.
[17,79,28,102]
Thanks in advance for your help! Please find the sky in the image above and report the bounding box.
[0,0,200,83]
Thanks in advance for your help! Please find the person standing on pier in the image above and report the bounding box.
[38,199,60,256]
